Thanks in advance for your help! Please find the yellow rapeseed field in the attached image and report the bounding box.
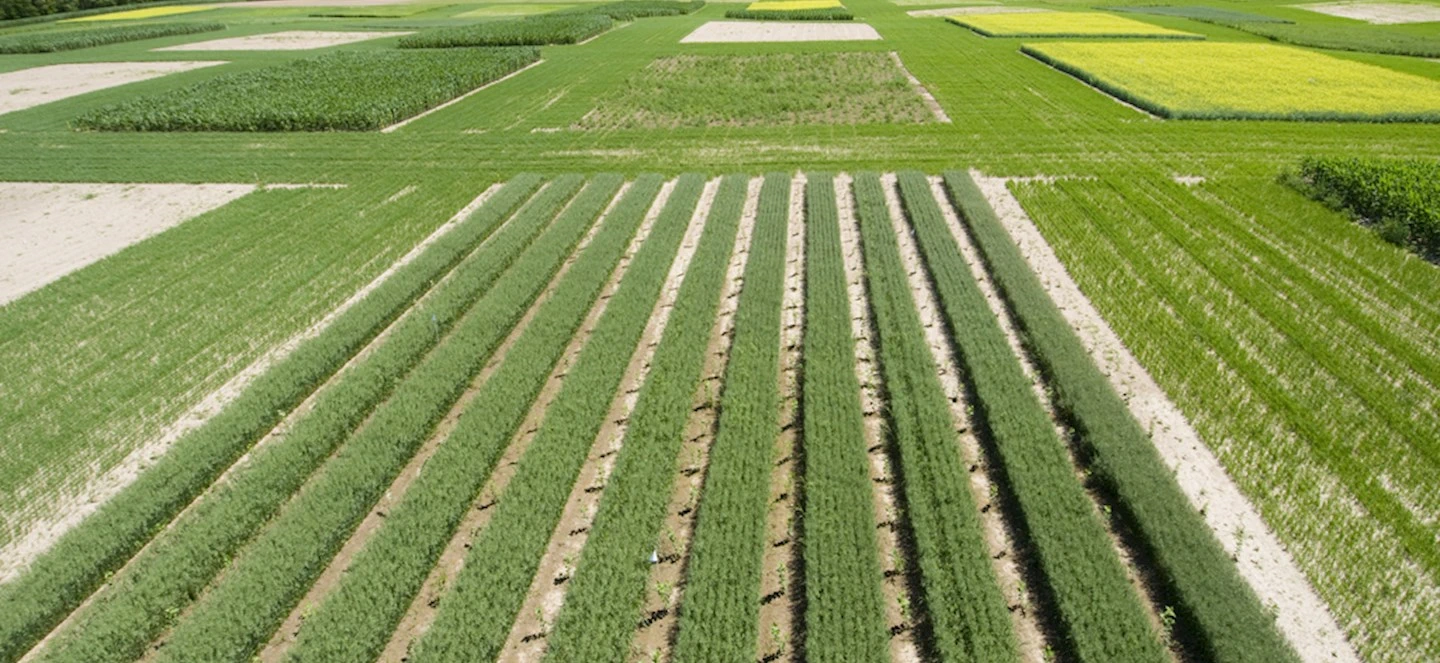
[1023,41,1440,120]
[65,4,218,21]
[747,0,842,10]
[949,11,1201,38]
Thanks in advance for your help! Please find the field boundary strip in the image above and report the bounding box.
[888,52,951,124]
[380,59,546,134]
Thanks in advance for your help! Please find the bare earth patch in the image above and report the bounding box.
[680,21,881,43]
[0,62,223,117]
[155,30,411,51]
[907,6,1044,17]
[1294,1,1440,23]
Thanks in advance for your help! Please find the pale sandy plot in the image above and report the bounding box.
[0,182,254,306]
[156,30,411,51]
[1295,1,1440,23]
[680,21,882,42]
[0,61,223,117]
[908,5,1044,17]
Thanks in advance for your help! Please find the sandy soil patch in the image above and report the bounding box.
[0,62,223,117]
[680,21,881,43]
[0,182,252,307]
[155,31,411,51]
[1294,1,1440,23]
[907,5,1043,17]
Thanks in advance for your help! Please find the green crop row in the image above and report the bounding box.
[399,14,612,48]
[274,174,658,663]
[1106,5,1291,23]
[1296,156,1440,259]
[0,22,222,52]
[671,173,790,660]
[723,7,853,20]
[850,173,1015,661]
[798,173,889,663]
[27,177,578,663]
[942,171,1298,663]
[1220,20,1439,58]
[895,172,1166,661]
[0,178,541,663]
[402,176,703,662]
[543,176,748,663]
[74,48,540,132]
[578,0,703,20]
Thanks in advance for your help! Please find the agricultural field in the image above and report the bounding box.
[1,0,1438,662]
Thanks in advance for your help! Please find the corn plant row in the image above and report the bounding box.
[542,175,750,663]
[1297,156,1440,260]
[895,172,1167,661]
[401,175,704,662]
[797,173,889,663]
[0,22,224,53]
[850,172,1015,661]
[399,14,612,48]
[0,176,543,663]
[576,0,704,20]
[942,171,1298,663]
[670,173,790,660]
[271,174,663,663]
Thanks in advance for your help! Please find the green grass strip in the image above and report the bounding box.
[671,173,790,661]
[941,171,1298,663]
[851,172,1014,661]
[0,22,223,53]
[399,14,611,48]
[798,173,889,663]
[279,174,670,663]
[543,175,749,663]
[0,175,541,663]
[896,171,1166,661]
[403,175,704,662]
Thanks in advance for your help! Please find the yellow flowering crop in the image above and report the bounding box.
[949,12,1201,38]
[1023,41,1440,121]
[747,0,842,11]
[65,5,217,22]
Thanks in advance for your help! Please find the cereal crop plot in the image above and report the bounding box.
[0,61,224,117]
[63,4,216,21]
[576,53,933,130]
[949,11,1203,38]
[1296,1,1440,24]
[680,20,881,42]
[0,23,225,53]
[154,30,412,51]
[398,14,611,47]
[1024,42,1440,122]
[74,48,539,131]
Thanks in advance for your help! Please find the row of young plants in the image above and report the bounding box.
[797,174,890,663]
[850,173,1015,661]
[0,176,545,663]
[402,175,705,662]
[895,172,1167,661]
[274,175,670,663]
[0,21,221,52]
[136,176,626,663]
[723,7,852,20]
[942,171,1299,663]
[670,173,791,660]
[399,14,613,48]
[26,176,580,663]
[542,176,750,662]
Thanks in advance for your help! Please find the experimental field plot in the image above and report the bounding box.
[949,11,1204,37]
[153,30,412,51]
[0,61,224,117]
[680,19,881,41]
[62,5,217,21]
[1295,1,1440,23]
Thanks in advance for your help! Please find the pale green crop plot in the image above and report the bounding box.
[1025,41,1440,121]
[948,11,1203,37]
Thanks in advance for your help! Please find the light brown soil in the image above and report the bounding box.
[680,21,882,43]
[154,31,411,51]
[0,62,223,117]
[1294,1,1440,23]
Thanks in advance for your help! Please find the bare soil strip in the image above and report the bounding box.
[381,60,546,134]
[680,21,883,43]
[887,52,951,124]
[624,177,764,663]
[0,183,502,583]
[969,171,1359,663]
[833,174,922,663]
[155,31,412,51]
[879,174,1049,662]
[1294,1,1440,24]
[0,62,224,117]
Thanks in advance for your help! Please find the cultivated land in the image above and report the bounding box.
[0,0,1438,662]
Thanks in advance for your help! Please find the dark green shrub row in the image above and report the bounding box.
[1,0,173,21]
[1223,21,1440,58]
[1297,157,1440,259]
[1107,5,1291,24]
[896,172,1167,661]
[0,176,541,663]
[399,13,612,48]
[671,173,791,660]
[799,173,890,663]
[850,173,1015,661]
[724,7,853,20]
[942,171,1299,663]
[0,22,221,53]
[543,176,749,663]
[74,48,539,132]
[579,0,703,20]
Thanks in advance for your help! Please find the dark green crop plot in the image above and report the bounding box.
[1108,5,1292,24]
[1220,21,1440,58]
[398,14,612,48]
[1296,156,1440,259]
[73,48,540,132]
[580,0,703,20]
[0,22,222,52]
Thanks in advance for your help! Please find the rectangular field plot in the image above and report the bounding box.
[154,30,411,51]
[74,48,540,131]
[681,20,880,41]
[1296,1,1440,23]
[576,53,934,129]
[0,61,223,117]
[454,4,573,18]
[1024,41,1440,121]
[64,4,216,21]
[747,0,841,9]
[950,11,1203,37]
[0,182,253,305]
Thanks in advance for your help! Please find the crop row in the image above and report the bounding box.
[670,173,790,660]
[1297,156,1440,259]
[797,173,889,662]
[542,176,750,663]
[579,0,704,20]
[0,176,544,662]
[943,171,1298,663]
[0,22,224,53]
[850,173,1015,661]
[274,174,661,663]
[399,14,613,48]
